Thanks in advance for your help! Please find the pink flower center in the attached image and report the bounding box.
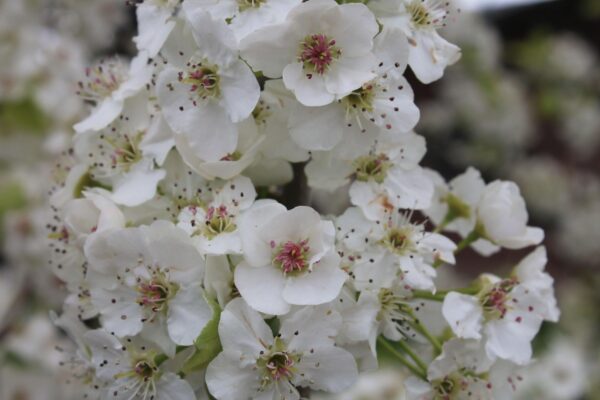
[137,279,173,313]
[481,277,518,319]
[178,62,220,99]
[273,239,310,275]
[299,34,341,76]
[265,352,295,381]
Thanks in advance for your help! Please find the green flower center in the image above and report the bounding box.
[134,360,156,379]
[353,154,391,184]
[342,82,377,114]
[204,205,237,239]
[137,272,179,313]
[479,277,518,320]
[179,62,220,100]
[383,227,416,255]
[257,339,299,388]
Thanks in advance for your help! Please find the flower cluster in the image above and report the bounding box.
[41,1,559,399]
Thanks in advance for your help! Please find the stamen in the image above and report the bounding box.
[298,34,341,75]
[273,239,311,275]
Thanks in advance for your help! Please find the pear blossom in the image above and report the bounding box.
[73,100,173,207]
[85,221,212,355]
[442,247,559,364]
[74,52,154,133]
[287,27,420,151]
[241,0,379,106]
[336,206,456,292]
[306,132,433,217]
[404,339,523,400]
[13,0,563,397]
[425,167,500,256]
[235,201,346,315]
[476,180,544,250]
[348,140,435,218]
[85,329,196,400]
[176,175,257,255]
[157,13,260,162]
[206,298,358,400]
[369,0,461,84]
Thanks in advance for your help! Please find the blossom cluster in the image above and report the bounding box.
[42,1,559,399]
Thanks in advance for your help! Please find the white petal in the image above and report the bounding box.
[239,200,286,267]
[167,287,212,345]
[240,24,298,78]
[408,31,461,84]
[282,252,346,306]
[324,55,377,96]
[218,298,273,359]
[74,97,123,133]
[288,103,345,151]
[219,60,261,122]
[110,162,166,207]
[442,292,483,339]
[206,354,261,400]
[294,347,358,393]
[134,3,176,57]
[280,304,341,350]
[283,62,335,107]
[155,373,197,400]
[484,316,542,365]
[234,263,290,315]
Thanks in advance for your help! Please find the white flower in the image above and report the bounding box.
[235,200,346,315]
[425,167,500,256]
[477,180,544,249]
[404,339,522,400]
[85,221,212,354]
[157,13,260,161]
[351,133,431,216]
[176,175,257,255]
[287,27,419,151]
[336,206,455,292]
[74,52,153,133]
[85,329,196,400]
[73,98,172,207]
[184,0,301,42]
[369,0,461,83]
[206,298,358,399]
[442,247,558,365]
[241,0,379,106]
[306,132,433,217]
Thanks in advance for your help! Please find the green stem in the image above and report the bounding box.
[412,290,445,302]
[433,229,481,269]
[432,211,457,234]
[395,340,429,373]
[406,310,442,354]
[377,337,427,380]
[412,286,481,302]
[455,230,480,253]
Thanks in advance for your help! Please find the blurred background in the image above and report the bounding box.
[0,0,598,398]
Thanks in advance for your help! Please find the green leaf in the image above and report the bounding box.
[180,297,222,374]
